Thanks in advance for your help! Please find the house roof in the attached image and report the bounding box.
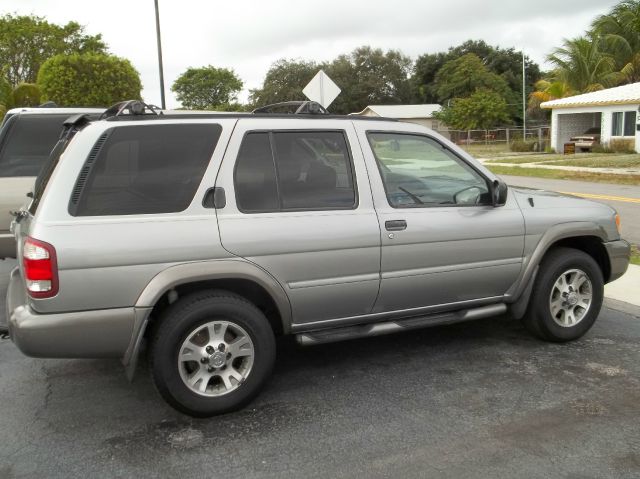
[541,82,640,109]
[352,104,441,118]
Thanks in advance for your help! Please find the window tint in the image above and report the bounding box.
[234,132,278,212]
[0,114,68,177]
[367,132,490,208]
[273,131,355,209]
[72,123,221,216]
[234,130,356,212]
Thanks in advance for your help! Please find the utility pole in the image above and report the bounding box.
[522,50,526,140]
[154,0,166,109]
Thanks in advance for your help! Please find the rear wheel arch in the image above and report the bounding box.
[123,261,291,379]
[148,278,286,338]
[135,260,292,334]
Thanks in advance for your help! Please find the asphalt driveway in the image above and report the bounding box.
[1,303,639,478]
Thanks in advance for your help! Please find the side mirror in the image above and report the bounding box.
[491,179,508,207]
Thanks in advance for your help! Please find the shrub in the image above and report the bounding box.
[607,138,635,154]
[37,53,141,107]
[592,144,614,153]
[510,140,538,152]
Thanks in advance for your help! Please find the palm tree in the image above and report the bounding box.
[593,0,640,83]
[529,79,574,107]
[547,36,619,93]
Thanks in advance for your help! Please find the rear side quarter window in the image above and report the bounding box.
[69,123,221,216]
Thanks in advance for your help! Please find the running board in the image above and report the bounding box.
[295,303,507,346]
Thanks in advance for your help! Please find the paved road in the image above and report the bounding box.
[501,175,640,245]
[1,263,639,478]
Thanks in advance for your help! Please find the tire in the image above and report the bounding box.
[150,290,276,417]
[522,247,604,342]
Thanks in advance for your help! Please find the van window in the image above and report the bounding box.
[0,114,68,177]
[70,123,221,216]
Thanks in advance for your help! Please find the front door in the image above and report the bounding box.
[356,126,525,313]
[216,119,381,325]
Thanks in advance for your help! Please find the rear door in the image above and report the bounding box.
[216,118,381,326]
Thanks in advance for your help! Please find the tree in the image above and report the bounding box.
[433,53,510,102]
[593,0,640,83]
[249,47,413,114]
[249,59,318,107]
[0,14,106,86]
[37,53,141,106]
[433,89,510,130]
[171,66,243,110]
[528,79,574,110]
[324,46,413,114]
[547,36,618,92]
[0,80,41,118]
[413,40,540,106]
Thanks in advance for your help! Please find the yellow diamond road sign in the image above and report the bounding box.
[303,70,341,109]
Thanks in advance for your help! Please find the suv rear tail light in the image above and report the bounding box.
[23,237,59,298]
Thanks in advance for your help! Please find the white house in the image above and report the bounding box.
[352,104,445,133]
[541,82,640,153]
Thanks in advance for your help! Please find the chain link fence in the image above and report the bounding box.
[434,126,551,151]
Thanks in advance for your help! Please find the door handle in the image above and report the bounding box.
[385,220,407,231]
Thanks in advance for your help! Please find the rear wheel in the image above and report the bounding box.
[150,290,276,417]
[522,247,604,342]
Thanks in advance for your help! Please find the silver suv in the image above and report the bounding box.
[5,103,630,417]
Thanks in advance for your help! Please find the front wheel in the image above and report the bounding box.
[150,290,276,417]
[522,247,604,342]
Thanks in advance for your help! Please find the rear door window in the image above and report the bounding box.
[70,123,221,216]
[234,130,356,212]
[0,114,69,177]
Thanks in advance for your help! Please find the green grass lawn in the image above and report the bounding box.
[487,152,640,168]
[486,164,640,185]
[460,144,513,158]
[631,244,640,266]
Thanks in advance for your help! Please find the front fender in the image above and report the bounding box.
[505,221,608,303]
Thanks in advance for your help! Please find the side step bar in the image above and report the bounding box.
[295,303,507,346]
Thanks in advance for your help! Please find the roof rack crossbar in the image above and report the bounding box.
[99,100,163,120]
[252,101,328,115]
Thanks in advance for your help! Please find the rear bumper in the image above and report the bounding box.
[6,266,136,358]
[0,232,16,259]
[604,239,630,283]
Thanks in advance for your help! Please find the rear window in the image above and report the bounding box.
[0,114,69,177]
[70,123,221,216]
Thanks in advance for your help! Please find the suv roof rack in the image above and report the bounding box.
[252,101,328,115]
[100,100,162,120]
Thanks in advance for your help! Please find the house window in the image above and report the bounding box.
[611,111,636,136]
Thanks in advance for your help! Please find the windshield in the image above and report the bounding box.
[0,114,69,178]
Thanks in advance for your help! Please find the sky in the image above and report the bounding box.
[5,0,621,109]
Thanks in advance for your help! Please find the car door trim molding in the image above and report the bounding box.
[381,257,523,280]
[288,272,380,290]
